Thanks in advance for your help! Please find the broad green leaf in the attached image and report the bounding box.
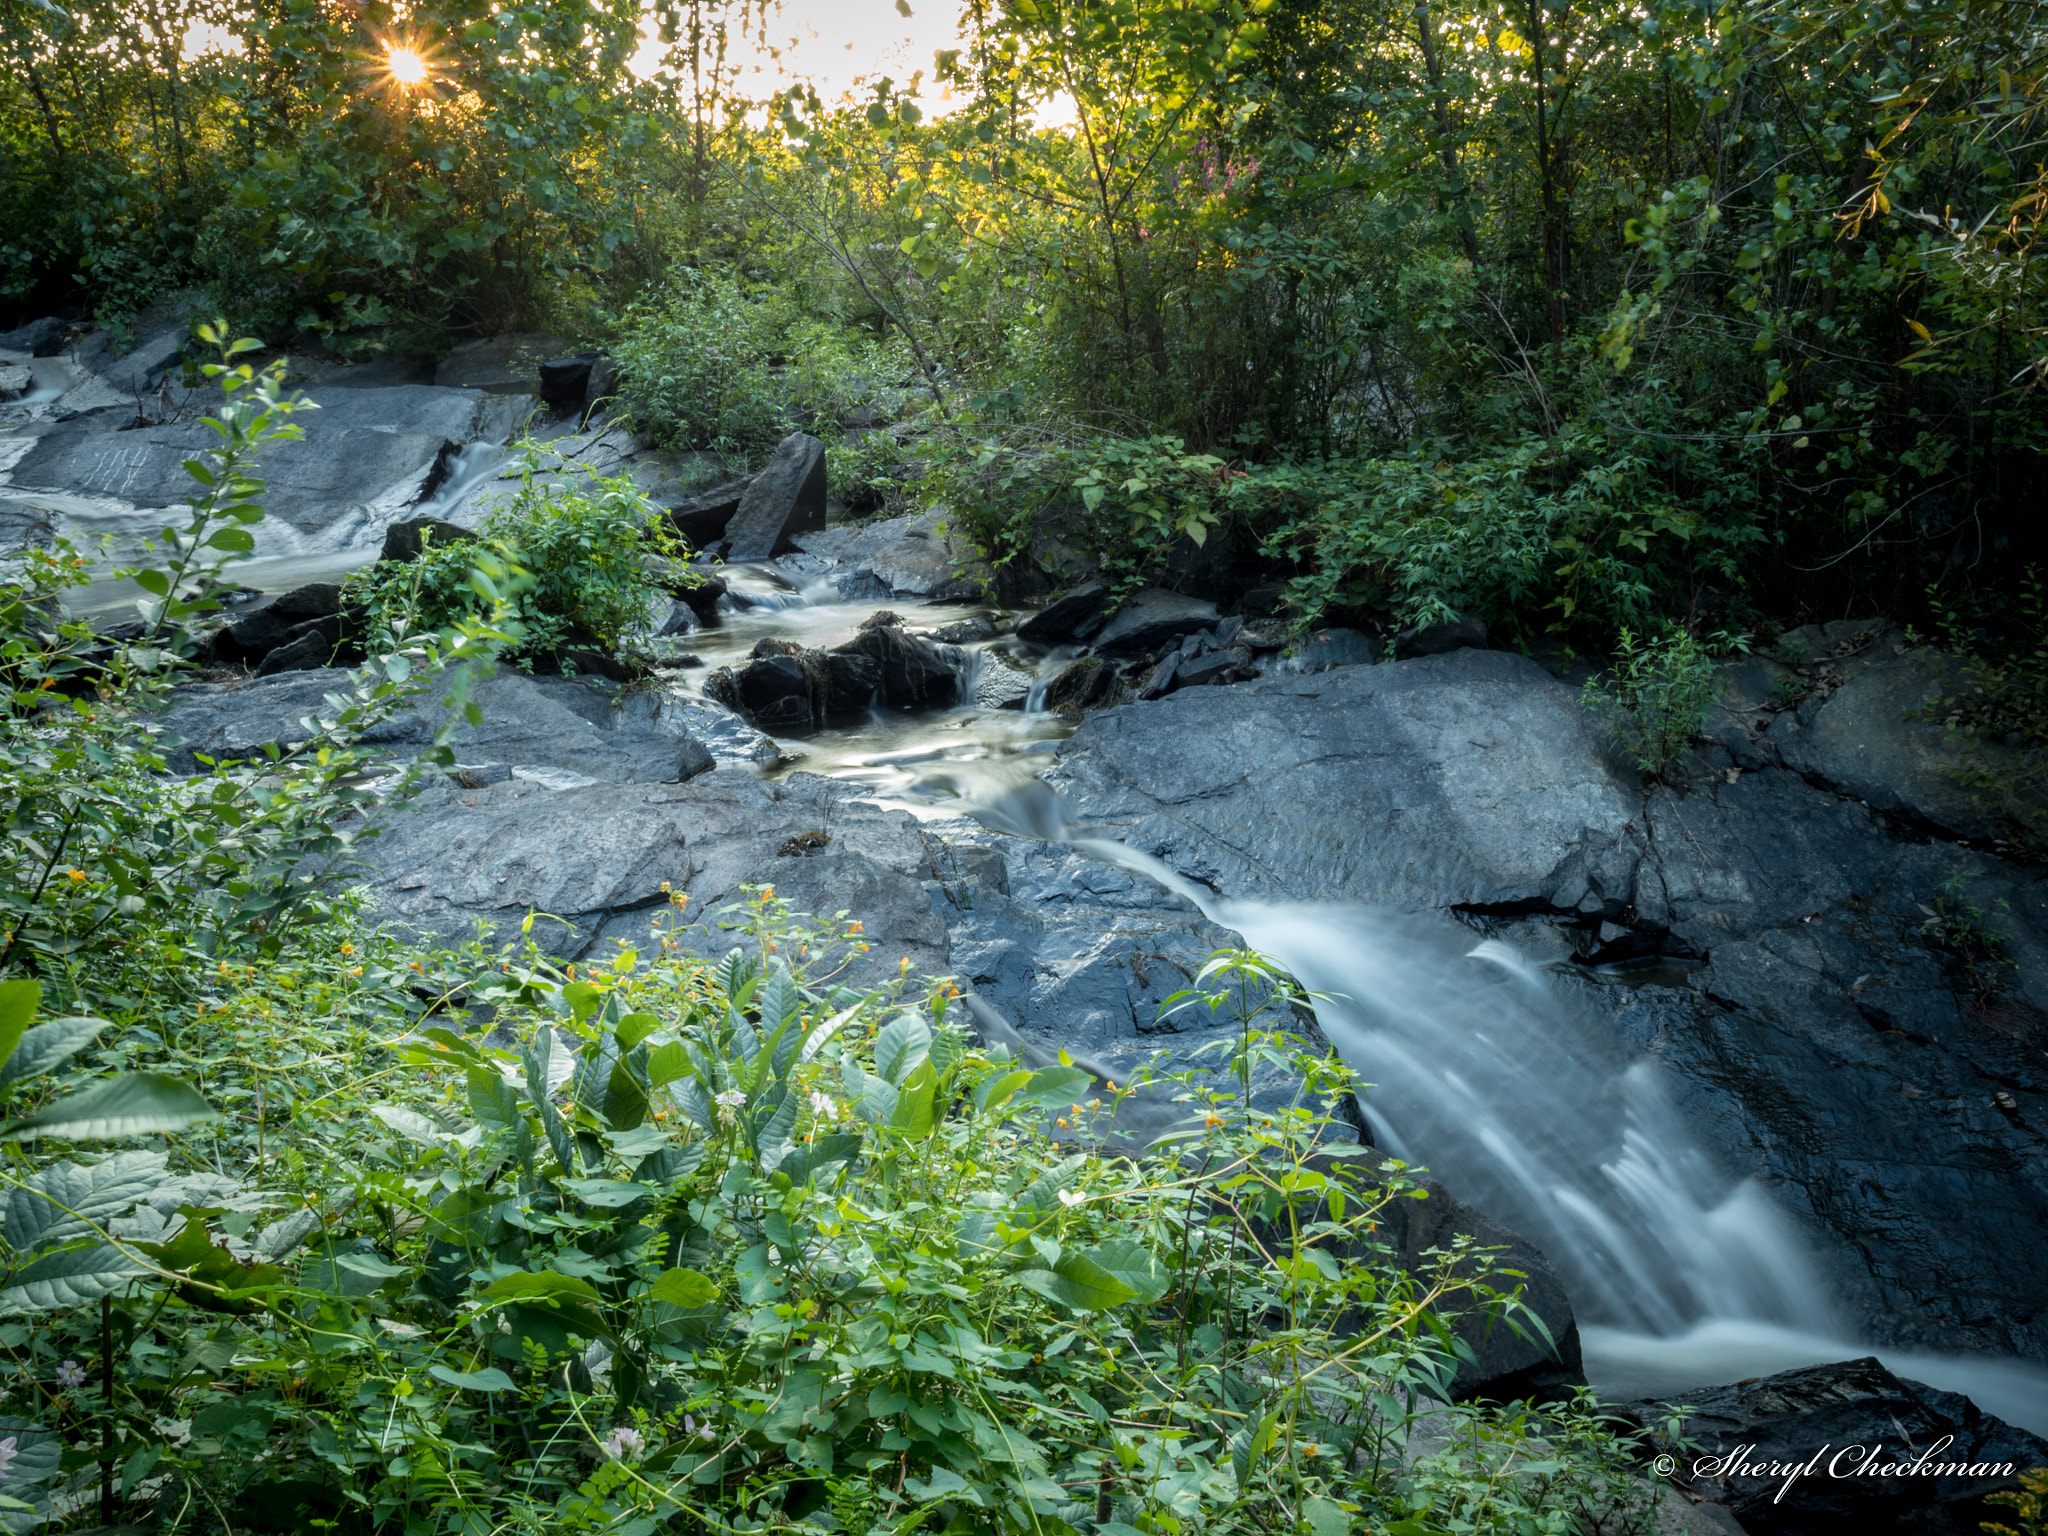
[1015,1249,1138,1312]
[484,1269,601,1305]
[874,1013,932,1086]
[2,1151,167,1251]
[430,1364,516,1392]
[0,1417,60,1491]
[1082,1238,1168,1304]
[1,1016,109,1087]
[890,1060,938,1136]
[0,980,38,1075]
[1012,1065,1094,1110]
[205,526,255,552]
[371,1105,449,1145]
[560,1178,650,1208]
[647,1267,719,1308]
[1303,1495,1351,1536]
[3,1074,215,1141]
[0,1242,147,1314]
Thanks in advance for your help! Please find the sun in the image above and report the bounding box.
[386,45,428,86]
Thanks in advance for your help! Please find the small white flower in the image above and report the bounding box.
[0,1435,17,1481]
[54,1360,86,1390]
[1056,1189,1085,1208]
[808,1090,836,1118]
[713,1088,747,1126]
[601,1425,645,1461]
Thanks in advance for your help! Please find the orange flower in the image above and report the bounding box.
[1204,1114,1224,1129]
[64,868,87,883]
[340,942,355,957]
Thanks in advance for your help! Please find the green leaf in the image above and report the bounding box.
[484,1269,601,1305]
[131,569,171,598]
[0,981,38,1075]
[3,1074,216,1141]
[647,1267,719,1308]
[1015,1249,1138,1312]
[2,1151,167,1251]
[0,1242,147,1314]
[0,1018,108,1087]
[429,1364,516,1392]
[1303,1496,1351,1536]
[559,1178,650,1208]
[874,1013,932,1086]
[1013,1065,1093,1109]
[205,527,256,553]
[1082,1238,1168,1304]
[181,458,217,488]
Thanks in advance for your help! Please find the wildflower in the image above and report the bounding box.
[64,868,86,883]
[1204,1114,1224,1129]
[0,1435,16,1480]
[808,1090,836,1118]
[683,1413,715,1443]
[847,921,863,934]
[660,881,672,892]
[714,1089,747,1126]
[54,1360,86,1390]
[601,1425,645,1460]
[340,942,354,957]
[1056,1190,1085,1208]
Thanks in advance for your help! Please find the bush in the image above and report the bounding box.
[1914,567,2048,851]
[346,454,683,662]
[1582,627,1735,779]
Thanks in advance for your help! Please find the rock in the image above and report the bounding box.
[735,652,820,730]
[0,363,30,398]
[537,353,600,414]
[584,356,618,415]
[831,614,959,708]
[614,691,778,766]
[97,326,189,395]
[1283,626,1379,672]
[1040,654,1130,715]
[650,597,697,639]
[212,584,345,666]
[1138,653,1178,700]
[1173,649,1245,689]
[1394,614,1489,660]
[1016,581,1111,644]
[0,316,71,356]
[1089,588,1219,653]
[826,651,883,713]
[254,618,343,676]
[792,507,987,599]
[974,653,1036,709]
[0,499,56,556]
[317,356,439,389]
[671,572,728,621]
[1234,581,1287,617]
[722,432,828,560]
[664,479,752,551]
[379,517,475,564]
[1766,646,2013,839]
[433,334,572,395]
[1635,1357,2048,1535]
[452,762,513,787]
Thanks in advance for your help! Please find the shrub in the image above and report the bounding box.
[345,454,683,661]
[1913,566,2048,851]
[612,271,791,457]
[1582,627,1735,779]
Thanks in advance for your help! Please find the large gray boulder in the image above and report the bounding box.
[722,432,827,560]
[433,334,572,394]
[792,506,986,599]
[1090,588,1219,653]
[0,316,70,356]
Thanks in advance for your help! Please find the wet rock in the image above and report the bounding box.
[584,356,618,416]
[1137,653,1179,700]
[669,571,727,621]
[0,316,71,356]
[1766,646,2016,839]
[1394,614,1489,660]
[318,356,439,389]
[1090,588,1219,653]
[0,363,30,398]
[1016,581,1111,643]
[97,326,189,395]
[1173,650,1245,689]
[723,432,828,560]
[975,653,1036,709]
[212,584,345,666]
[1634,1356,2048,1536]
[649,596,697,639]
[0,500,56,556]
[826,651,883,713]
[792,507,986,599]
[254,614,346,676]
[433,333,572,394]
[1283,626,1379,673]
[830,612,958,708]
[1040,654,1130,715]
[664,479,752,551]
[537,353,601,414]
[615,690,778,767]
[379,516,475,564]
[735,652,820,730]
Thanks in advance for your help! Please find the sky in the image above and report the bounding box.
[629,0,972,111]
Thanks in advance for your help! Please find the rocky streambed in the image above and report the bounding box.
[11,320,2048,1529]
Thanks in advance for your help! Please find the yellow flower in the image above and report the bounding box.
[847,921,863,934]
[64,868,86,883]
[660,880,672,892]
[348,966,363,977]
[340,942,355,957]
[1204,1114,1224,1129]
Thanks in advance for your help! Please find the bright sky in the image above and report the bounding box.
[633,0,970,110]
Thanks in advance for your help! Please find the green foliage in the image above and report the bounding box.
[1985,1466,2048,1536]
[1582,627,1736,780]
[1914,568,2048,851]
[1918,872,2015,1005]
[346,454,683,662]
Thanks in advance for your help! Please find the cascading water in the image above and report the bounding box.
[968,780,2048,1434]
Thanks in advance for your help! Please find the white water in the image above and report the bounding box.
[965,780,2048,1433]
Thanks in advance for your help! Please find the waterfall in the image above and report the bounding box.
[965,779,2048,1433]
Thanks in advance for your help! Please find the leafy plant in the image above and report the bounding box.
[1918,872,2015,1005]
[345,452,684,663]
[1985,1466,2048,1536]
[1582,627,1738,780]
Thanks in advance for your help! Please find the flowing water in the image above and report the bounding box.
[948,779,2048,1433]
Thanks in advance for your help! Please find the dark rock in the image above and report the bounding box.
[723,432,828,560]
[1090,588,1220,653]
[537,353,599,414]
[318,356,438,389]
[0,316,71,356]
[1394,614,1489,660]
[831,615,958,707]
[253,614,344,675]
[1287,626,1379,672]
[1234,581,1287,617]
[584,356,618,415]
[1636,1357,2048,1535]
[826,651,882,713]
[98,327,190,394]
[380,517,475,564]
[1137,653,1179,700]
[1040,654,1130,715]
[675,574,727,621]
[793,508,988,600]
[1016,581,1111,644]
[433,333,570,395]
[0,501,58,556]
[553,646,633,684]
[212,584,346,665]
[751,637,806,660]
[736,653,819,730]
[1174,649,1244,688]
[664,480,754,552]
